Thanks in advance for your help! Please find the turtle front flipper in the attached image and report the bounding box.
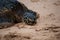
[0,13,16,29]
[0,22,15,29]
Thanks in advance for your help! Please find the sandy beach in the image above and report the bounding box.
[0,0,60,40]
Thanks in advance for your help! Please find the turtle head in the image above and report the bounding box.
[23,10,38,25]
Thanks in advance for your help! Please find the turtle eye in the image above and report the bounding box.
[24,17,28,20]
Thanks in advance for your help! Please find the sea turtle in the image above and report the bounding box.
[0,0,38,29]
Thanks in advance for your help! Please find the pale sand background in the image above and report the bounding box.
[0,0,60,40]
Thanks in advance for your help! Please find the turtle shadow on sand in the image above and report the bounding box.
[0,0,39,29]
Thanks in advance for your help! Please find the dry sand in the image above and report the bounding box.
[0,0,60,40]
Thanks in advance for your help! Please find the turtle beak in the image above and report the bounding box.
[27,18,36,25]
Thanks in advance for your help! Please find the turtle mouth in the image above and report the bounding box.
[28,21,36,25]
[24,19,36,25]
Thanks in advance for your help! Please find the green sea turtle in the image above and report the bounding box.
[0,0,38,29]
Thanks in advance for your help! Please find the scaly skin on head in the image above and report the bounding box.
[23,10,38,25]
